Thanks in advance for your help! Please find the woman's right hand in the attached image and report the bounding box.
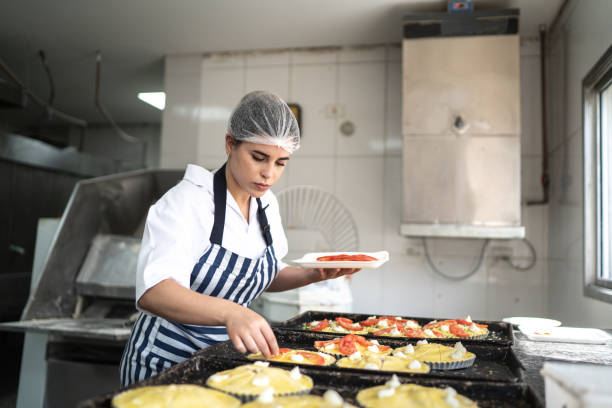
[224,304,279,358]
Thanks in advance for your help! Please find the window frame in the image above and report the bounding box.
[583,44,612,302]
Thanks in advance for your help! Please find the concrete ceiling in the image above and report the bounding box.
[0,0,563,128]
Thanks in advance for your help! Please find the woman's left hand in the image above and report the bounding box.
[313,268,361,281]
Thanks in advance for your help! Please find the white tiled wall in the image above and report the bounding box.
[162,42,549,321]
[545,0,612,327]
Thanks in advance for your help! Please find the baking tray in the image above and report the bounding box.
[209,328,523,383]
[275,310,514,347]
[78,343,540,408]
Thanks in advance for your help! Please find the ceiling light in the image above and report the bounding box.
[138,92,166,110]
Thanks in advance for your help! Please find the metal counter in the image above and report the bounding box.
[512,329,612,406]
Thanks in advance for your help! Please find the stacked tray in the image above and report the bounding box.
[274,310,514,347]
[201,328,523,383]
[78,345,540,408]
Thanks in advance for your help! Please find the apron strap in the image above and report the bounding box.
[256,198,273,247]
[210,162,274,247]
[210,163,227,245]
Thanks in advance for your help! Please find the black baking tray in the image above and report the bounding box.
[78,343,540,408]
[209,328,523,383]
[275,311,514,347]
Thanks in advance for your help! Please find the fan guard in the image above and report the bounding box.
[276,185,359,251]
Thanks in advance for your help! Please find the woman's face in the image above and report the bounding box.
[226,136,290,198]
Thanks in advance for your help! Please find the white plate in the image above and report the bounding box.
[502,317,562,328]
[292,251,389,269]
[518,326,612,345]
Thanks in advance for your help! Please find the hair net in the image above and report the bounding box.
[227,90,300,153]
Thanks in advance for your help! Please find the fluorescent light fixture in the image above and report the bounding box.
[138,92,166,110]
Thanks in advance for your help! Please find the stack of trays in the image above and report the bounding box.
[78,312,541,407]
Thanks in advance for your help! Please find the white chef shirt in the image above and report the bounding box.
[135,164,289,303]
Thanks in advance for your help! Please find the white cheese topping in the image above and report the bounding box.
[335,325,347,332]
[257,387,275,403]
[209,374,228,383]
[454,342,466,352]
[378,319,389,328]
[251,376,270,387]
[364,362,380,370]
[471,323,479,330]
[395,316,403,320]
[394,351,407,359]
[424,329,435,337]
[403,344,415,354]
[291,354,304,363]
[254,361,270,367]
[349,351,362,361]
[441,324,450,332]
[368,316,377,320]
[317,352,329,359]
[290,366,301,380]
[406,320,419,329]
[377,387,396,398]
[416,340,428,346]
[445,387,460,408]
[309,320,320,327]
[367,345,380,353]
[323,389,344,406]
[390,327,401,336]
[371,339,380,345]
[409,360,422,369]
[385,374,401,388]
[450,349,464,360]
[466,315,472,322]
[325,343,336,350]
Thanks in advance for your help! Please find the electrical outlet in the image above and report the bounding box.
[491,245,513,260]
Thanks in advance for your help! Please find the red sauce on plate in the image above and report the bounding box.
[316,254,377,262]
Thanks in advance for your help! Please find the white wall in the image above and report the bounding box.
[161,41,548,320]
[546,0,612,327]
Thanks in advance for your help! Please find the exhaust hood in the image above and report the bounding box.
[400,9,524,239]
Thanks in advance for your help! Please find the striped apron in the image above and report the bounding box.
[119,163,278,387]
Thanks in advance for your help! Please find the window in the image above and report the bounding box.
[584,44,612,302]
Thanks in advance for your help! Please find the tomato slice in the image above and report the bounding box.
[338,336,357,355]
[308,319,330,331]
[314,339,337,349]
[352,334,371,347]
[316,254,377,262]
[359,318,380,327]
[449,324,470,338]
[335,317,362,331]
[431,329,445,338]
[401,328,425,338]
[297,351,325,365]
[373,327,393,336]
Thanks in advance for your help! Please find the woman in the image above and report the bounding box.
[120,90,360,386]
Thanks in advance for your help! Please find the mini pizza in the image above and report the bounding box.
[422,315,489,339]
[247,348,335,366]
[395,340,475,370]
[380,356,431,374]
[336,353,384,370]
[358,316,423,337]
[314,334,392,357]
[316,254,378,262]
[304,317,368,335]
